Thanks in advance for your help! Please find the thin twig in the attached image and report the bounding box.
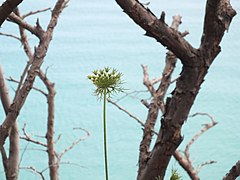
[196,160,217,173]
[0,32,21,41]
[114,90,149,103]
[20,124,47,147]
[20,166,45,180]
[185,112,218,161]
[7,76,47,97]
[108,98,145,126]
[22,8,51,19]
[18,142,29,167]
[108,99,158,136]
[58,128,90,159]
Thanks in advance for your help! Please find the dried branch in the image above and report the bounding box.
[173,150,198,180]
[58,128,90,160]
[115,0,236,178]
[22,8,51,19]
[38,70,58,180]
[0,146,8,178]
[111,88,218,180]
[0,0,69,150]
[137,15,182,179]
[20,124,47,147]
[141,65,156,96]
[174,112,218,180]
[108,98,145,127]
[196,160,217,174]
[20,166,45,180]
[0,0,23,26]
[7,76,47,97]
[185,113,218,162]
[115,0,197,65]
[200,0,236,65]
[47,0,69,35]
[114,90,149,103]
[0,32,20,41]
[54,134,62,144]
[8,13,43,38]
[0,65,20,180]
[18,142,29,167]
[223,160,240,180]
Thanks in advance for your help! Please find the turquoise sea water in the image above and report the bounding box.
[0,0,240,179]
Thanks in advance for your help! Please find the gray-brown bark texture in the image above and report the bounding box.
[223,161,240,180]
[115,0,236,179]
[0,65,20,180]
[0,2,69,179]
[39,71,58,180]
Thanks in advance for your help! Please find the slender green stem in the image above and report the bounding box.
[103,89,109,180]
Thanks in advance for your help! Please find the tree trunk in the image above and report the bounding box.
[115,0,236,179]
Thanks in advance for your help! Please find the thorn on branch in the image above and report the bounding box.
[141,99,150,108]
[181,30,189,37]
[35,18,45,36]
[159,11,165,23]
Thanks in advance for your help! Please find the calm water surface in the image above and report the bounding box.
[0,0,240,179]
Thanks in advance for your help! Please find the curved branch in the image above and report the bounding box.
[115,0,197,65]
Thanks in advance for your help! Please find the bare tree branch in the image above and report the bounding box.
[0,146,8,178]
[137,15,182,179]
[108,98,145,127]
[22,8,51,19]
[114,0,236,178]
[20,124,47,147]
[173,150,199,180]
[58,128,90,160]
[0,0,23,26]
[7,76,47,97]
[0,32,20,41]
[0,65,20,180]
[38,70,58,180]
[185,113,218,162]
[196,160,217,174]
[20,166,45,180]
[141,65,156,96]
[8,13,44,38]
[115,0,197,65]
[0,0,69,152]
[223,160,240,180]
[174,112,218,180]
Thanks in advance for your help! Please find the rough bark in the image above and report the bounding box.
[115,0,197,65]
[137,15,181,179]
[39,71,58,180]
[115,0,236,179]
[223,161,240,180]
[0,0,23,26]
[0,0,69,157]
[0,65,20,180]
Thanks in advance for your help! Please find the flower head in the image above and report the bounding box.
[88,67,124,99]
